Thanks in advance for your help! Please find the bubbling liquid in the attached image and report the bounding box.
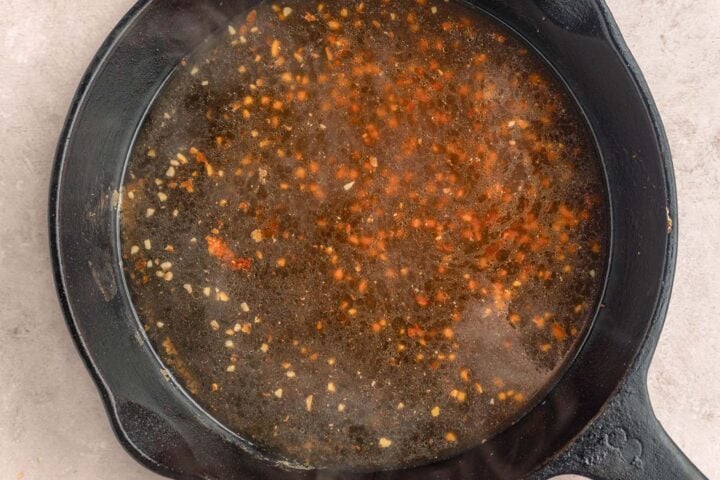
[121,0,608,470]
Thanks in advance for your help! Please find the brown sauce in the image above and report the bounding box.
[120,0,608,470]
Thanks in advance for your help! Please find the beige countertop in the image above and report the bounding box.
[1,1,718,479]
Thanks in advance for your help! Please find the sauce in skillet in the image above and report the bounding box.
[120,0,608,470]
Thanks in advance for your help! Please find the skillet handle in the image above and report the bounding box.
[531,367,707,480]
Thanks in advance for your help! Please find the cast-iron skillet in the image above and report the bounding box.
[49,0,709,479]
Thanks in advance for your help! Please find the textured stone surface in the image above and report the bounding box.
[0,1,717,479]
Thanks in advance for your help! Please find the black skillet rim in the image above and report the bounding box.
[49,1,677,479]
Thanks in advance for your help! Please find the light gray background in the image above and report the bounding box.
[1,1,718,479]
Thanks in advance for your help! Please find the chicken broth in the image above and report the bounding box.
[120,0,608,470]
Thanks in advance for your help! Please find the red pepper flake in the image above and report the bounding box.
[231,257,253,271]
[189,147,214,176]
[206,236,252,272]
[407,324,425,338]
[180,178,195,193]
[551,323,568,341]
